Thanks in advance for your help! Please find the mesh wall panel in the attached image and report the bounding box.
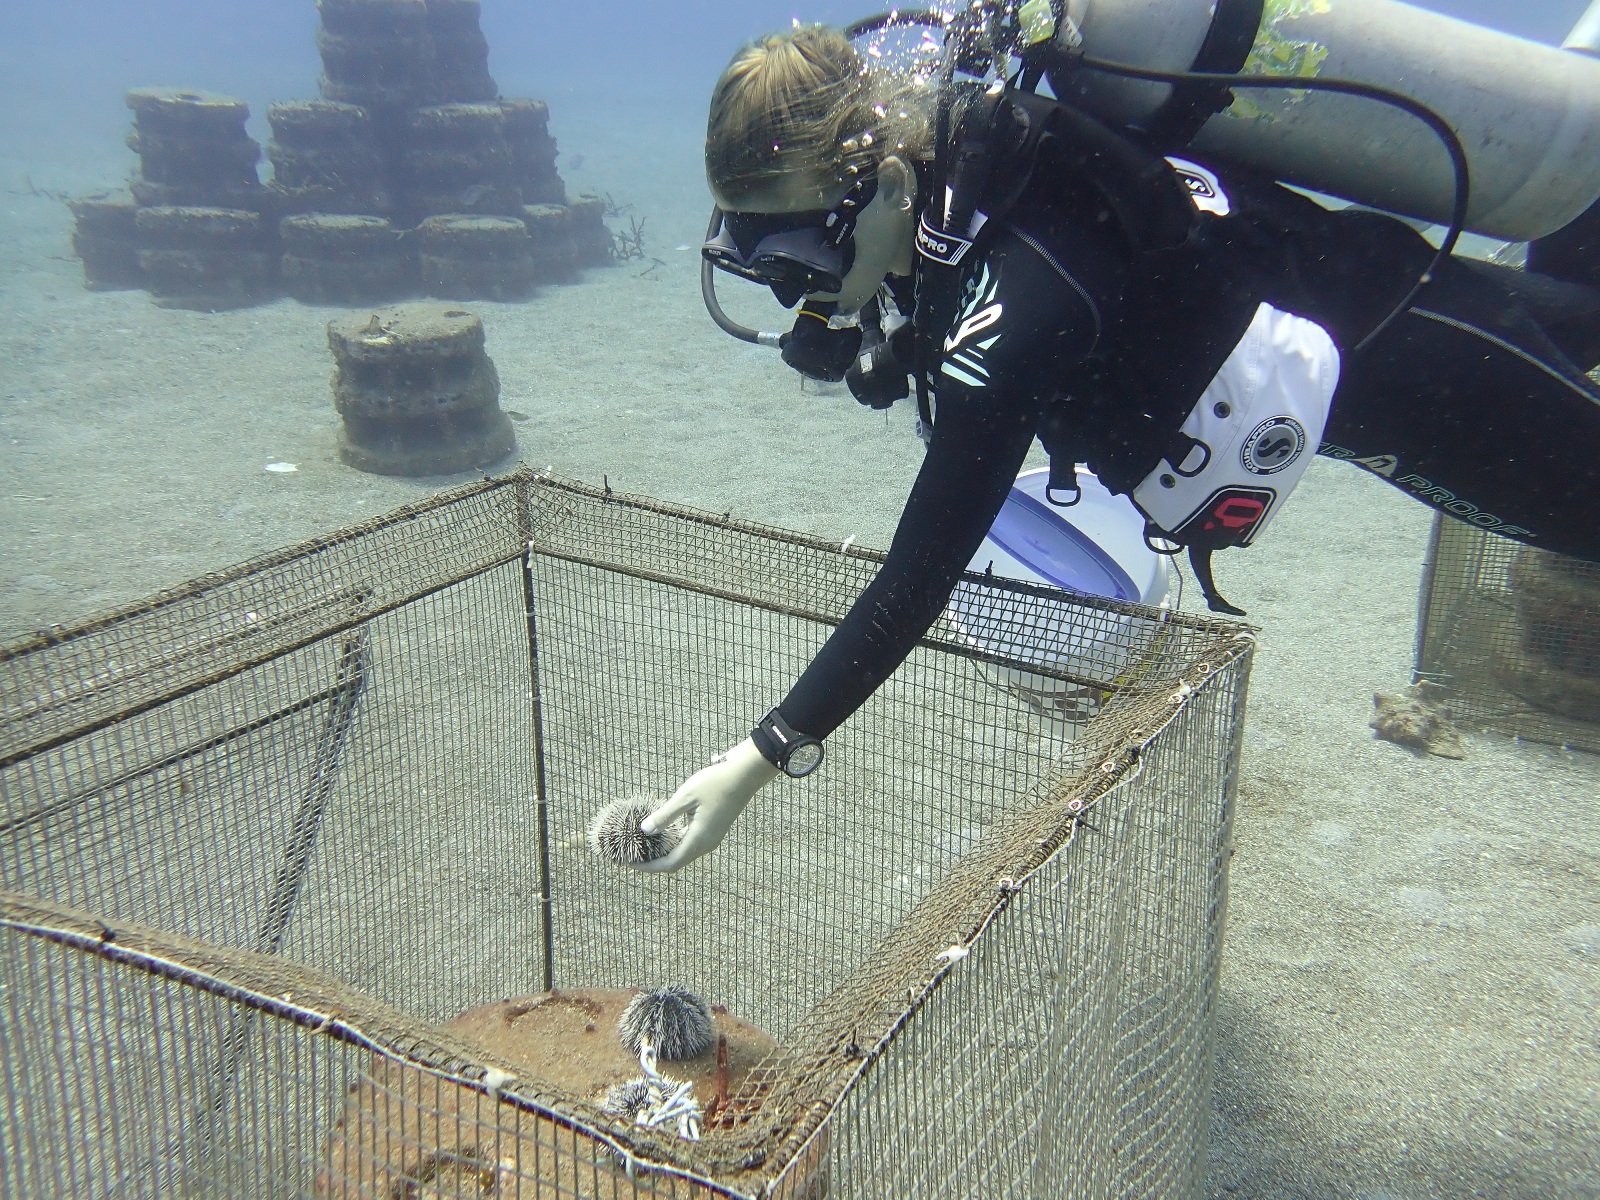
[1415,514,1600,752]
[1,468,1253,1199]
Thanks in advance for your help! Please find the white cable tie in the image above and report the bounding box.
[481,1066,514,1099]
[638,1039,660,1079]
[642,1100,694,1126]
[639,1094,702,1130]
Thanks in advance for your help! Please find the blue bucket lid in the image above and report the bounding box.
[986,487,1139,602]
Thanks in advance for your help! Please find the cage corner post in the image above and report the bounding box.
[1411,511,1445,685]
[516,474,556,995]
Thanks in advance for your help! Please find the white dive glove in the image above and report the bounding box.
[632,738,780,873]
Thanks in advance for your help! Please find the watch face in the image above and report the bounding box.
[786,740,824,778]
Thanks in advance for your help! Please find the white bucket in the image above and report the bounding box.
[946,466,1176,724]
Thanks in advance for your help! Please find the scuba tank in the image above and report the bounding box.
[1045,0,1600,241]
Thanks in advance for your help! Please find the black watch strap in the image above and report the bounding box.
[751,708,824,777]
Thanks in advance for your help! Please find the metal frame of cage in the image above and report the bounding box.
[1,467,1254,1199]
[1414,513,1600,753]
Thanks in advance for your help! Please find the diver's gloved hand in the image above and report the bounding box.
[846,321,914,409]
[781,301,860,382]
[632,739,780,872]
[846,338,911,408]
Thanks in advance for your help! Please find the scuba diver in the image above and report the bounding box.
[632,11,1600,873]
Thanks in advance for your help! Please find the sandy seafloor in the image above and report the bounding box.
[1,85,1597,1200]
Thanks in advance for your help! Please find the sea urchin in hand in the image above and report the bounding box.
[588,796,681,865]
[618,985,715,1061]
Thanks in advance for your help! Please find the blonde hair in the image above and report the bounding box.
[705,24,935,206]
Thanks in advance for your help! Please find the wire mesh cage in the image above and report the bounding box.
[1,468,1254,1199]
[1415,513,1600,753]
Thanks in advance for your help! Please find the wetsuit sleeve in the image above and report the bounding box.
[776,228,1106,740]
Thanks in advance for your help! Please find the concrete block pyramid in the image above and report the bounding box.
[68,0,613,309]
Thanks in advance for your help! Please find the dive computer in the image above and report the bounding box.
[752,708,825,778]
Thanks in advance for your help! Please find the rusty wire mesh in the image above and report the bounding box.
[1415,514,1600,753]
[1,467,1253,1198]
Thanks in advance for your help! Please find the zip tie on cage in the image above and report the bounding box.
[481,1065,514,1100]
[1096,747,1147,788]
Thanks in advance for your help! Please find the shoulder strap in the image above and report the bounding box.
[913,85,1013,430]
[1139,0,1266,149]
[912,90,1208,430]
[1014,90,1197,253]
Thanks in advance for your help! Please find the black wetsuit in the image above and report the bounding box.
[776,137,1600,743]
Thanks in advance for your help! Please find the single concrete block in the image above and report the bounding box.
[327,303,516,475]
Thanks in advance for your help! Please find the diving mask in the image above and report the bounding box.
[702,173,879,308]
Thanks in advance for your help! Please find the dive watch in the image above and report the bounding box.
[752,708,825,778]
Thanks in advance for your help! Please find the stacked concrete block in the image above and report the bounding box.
[498,98,562,205]
[416,214,534,300]
[315,0,498,111]
[425,0,497,103]
[566,192,614,266]
[327,303,515,475]
[316,0,437,112]
[124,88,265,211]
[281,214,414,304]
[135,206,278,310]
[519,204,577,283]
[67,190,143,290]
[72,1,604,307]
[398,103,521,220]
[267,100,392,216]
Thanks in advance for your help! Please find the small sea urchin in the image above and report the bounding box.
[600,1077,651,1119]
[587,796,680,865]
[618,986,716,1062]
